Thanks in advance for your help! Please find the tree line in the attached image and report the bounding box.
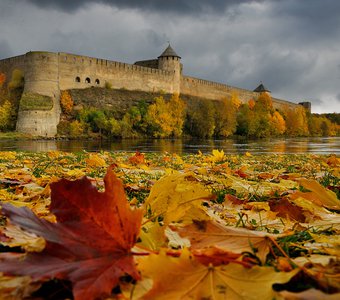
[58,90,339,139]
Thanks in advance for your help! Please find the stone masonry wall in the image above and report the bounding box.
[58,53,178,94]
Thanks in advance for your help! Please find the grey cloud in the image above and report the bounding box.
[23,0,261,14]
[0,40,13,59]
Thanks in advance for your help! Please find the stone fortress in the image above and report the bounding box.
[0,44,310,137]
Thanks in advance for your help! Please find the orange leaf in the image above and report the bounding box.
[172,220,277,263]
[128,151,145,165]
[268,198,306,222]
[0,167,143,300]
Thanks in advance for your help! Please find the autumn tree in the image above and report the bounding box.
[284,106,309,136]
[246,93,273,138]
[236,104,253,136]
[60,90,74,114]
[146,94,186,138]
[214,96,238,137]
[0,100,13,130]
[69,120,84,137]
[270,111,286,136]
[309,115,337,136]
[168,93,186,137]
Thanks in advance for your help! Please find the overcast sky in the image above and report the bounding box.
[1,0,339,113]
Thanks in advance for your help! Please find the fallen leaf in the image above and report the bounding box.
[173,220,278,263]
[0,167,143,300]
[295,178,340,211]
[137,249,298,300]
[1,224,46,252]
[128,151,146,165]
[85,153,107,168]
[144,172,213,224]
[278,289,340,300]
[269,198,306,222]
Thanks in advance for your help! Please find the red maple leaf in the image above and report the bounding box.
[0,166,143,300]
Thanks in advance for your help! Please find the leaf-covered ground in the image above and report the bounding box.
[0,150,339,299]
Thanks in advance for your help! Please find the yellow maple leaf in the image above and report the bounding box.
[136,249,298,300]
[85,153,106,168]
[210,149,225,162]
[144,172,213,224]
[295,178,340,211]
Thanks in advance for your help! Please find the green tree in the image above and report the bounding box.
[186,100,215,138]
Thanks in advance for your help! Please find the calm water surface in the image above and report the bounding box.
[0,137,339,155]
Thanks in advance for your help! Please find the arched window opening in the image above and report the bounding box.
[95,79,100,85]
[85,77,91,83]
[75,76,81,82]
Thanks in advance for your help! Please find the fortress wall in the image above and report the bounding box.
[0,54,27,83]
[272,97,300,111]
[181,76,257,102]
[58,53,177,94]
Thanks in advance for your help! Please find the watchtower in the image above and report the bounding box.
[158,44,182,94]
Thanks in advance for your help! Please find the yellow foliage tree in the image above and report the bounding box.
[270,111,286,135]
[285,106,309,136]
[60,91,74,114]
[248,99,255,110]
[168,93,186,137]
[0,100,12,130]
[146,94,185,138]
[69,120,84,137]
[215,97,238,137]
[231,91,241,109]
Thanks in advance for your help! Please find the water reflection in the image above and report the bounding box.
[0,137,338,154]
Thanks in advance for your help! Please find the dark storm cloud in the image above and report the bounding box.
[270,0,340,40]
[23,0,260,13]
[1,0,339,112]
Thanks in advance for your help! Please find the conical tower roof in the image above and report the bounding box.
[253,83,270,93]
[158,44,181,59]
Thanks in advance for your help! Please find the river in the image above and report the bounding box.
[0,137,339,155]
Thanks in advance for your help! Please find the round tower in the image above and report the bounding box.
[16,51,61,137]
[158,44,181,94]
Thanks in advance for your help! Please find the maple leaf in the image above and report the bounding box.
[172,220,278,263]
[144,172,214,225]
[294,178,340,211]
[136,249,298,300]
[128,151,146,165]
[0,167,143,300]
[268,198,306,222]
